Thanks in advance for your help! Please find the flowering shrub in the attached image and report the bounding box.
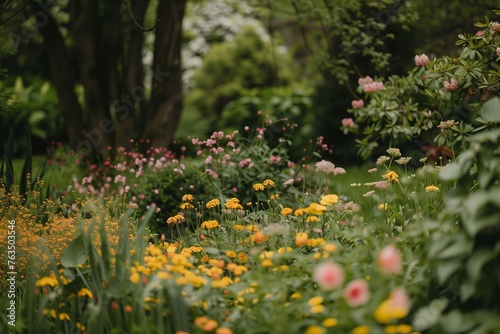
[343,14,500,160]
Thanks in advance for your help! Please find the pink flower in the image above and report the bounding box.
[342,118,355,128]
[476,30,484,36]
[351,100,364,109]
[343,279,371,307]
[313,261,345,290]
[333,167,346,175]
[414,53,429,66]
[363,81,385,93]
[358,76,373,85]
[497,47,500,57]
[378,245,402,274]
[444,78,459,91]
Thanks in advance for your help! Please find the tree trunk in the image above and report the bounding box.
[70,0,112,155]
[143,0,186,149]
[31,2,85,150]
[115,0,150,151]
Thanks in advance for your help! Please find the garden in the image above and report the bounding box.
[1,2,500,334]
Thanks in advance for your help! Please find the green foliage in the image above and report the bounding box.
[412,97,500,333]
[0,77,64,154]
[184,26,301,132]
[1,129,49,203]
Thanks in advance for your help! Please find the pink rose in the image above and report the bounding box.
[378,244,402,274]
[313,261,345,290]
[414,54,429,66]
[351,99,364,109]
[343,279,371,307]
[342,118,355,128]
[444,78,459,91]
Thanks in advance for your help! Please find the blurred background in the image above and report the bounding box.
[0,0,498,164]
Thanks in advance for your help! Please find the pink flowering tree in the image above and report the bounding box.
[342,15,500,160]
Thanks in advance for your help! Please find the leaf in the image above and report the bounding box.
[437,259,463,284]
[439,310,476,333]
[60,234,87,268]
[413,298,448,331]
[466,248,495,284]
[480,96,500,122]
[439,150,475,181]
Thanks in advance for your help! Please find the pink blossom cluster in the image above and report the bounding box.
[238,158,254,169]
[342,118,355,128]
[351,100,364,109]
[444,78,459,91]
[363,81,385,93]
[414,53,429,66]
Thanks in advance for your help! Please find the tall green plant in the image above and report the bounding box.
[412,97,500,333]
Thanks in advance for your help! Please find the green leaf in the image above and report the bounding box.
[480,96,500,122]
[413,298,448,331]
[60,234,87,268]
[466,249,495,283]
[439,150,475,181]
[436,259,463,284]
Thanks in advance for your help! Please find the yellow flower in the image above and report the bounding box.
[306,216,319,223]
[322,243,337,253]
[308,296,324,306]
[310,305,325,313]
[58,313,70,321]
[36,275,59,287]
[263,179,275,187]
[320,194,339,206]
[246,225,260,232]
[295,232,309,247]
[234,224,245,231]
[305,325,326,334]
[281,207,293,216]
[425,185,439,192]
[77,288,93,299]
[206,199,220,208]
[130,271,140,283]
[180,202,194,210]
[374,299,408,324]
[378,203,388,210]
[237,252,248,262]
[253,183,265,191]
[226,250,237,258]
[383,170,399,183]
[225,198,243,210]
[290,292,302,299]
[353,325,370,334]
[294,208,306,216]
[166,214,184,224]
[201,220,220,229]
[323,318,338,327]
[261,259,274,267]
[216,327,233,334]
[182,194,194,202]
[304,203,327,215]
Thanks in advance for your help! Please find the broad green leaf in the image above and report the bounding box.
[466,249,495,283]
[439,150,475,181]
[413,298,448,331]
[437,259,463,284]
[480,96,500,122]
[60,234,87,268]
